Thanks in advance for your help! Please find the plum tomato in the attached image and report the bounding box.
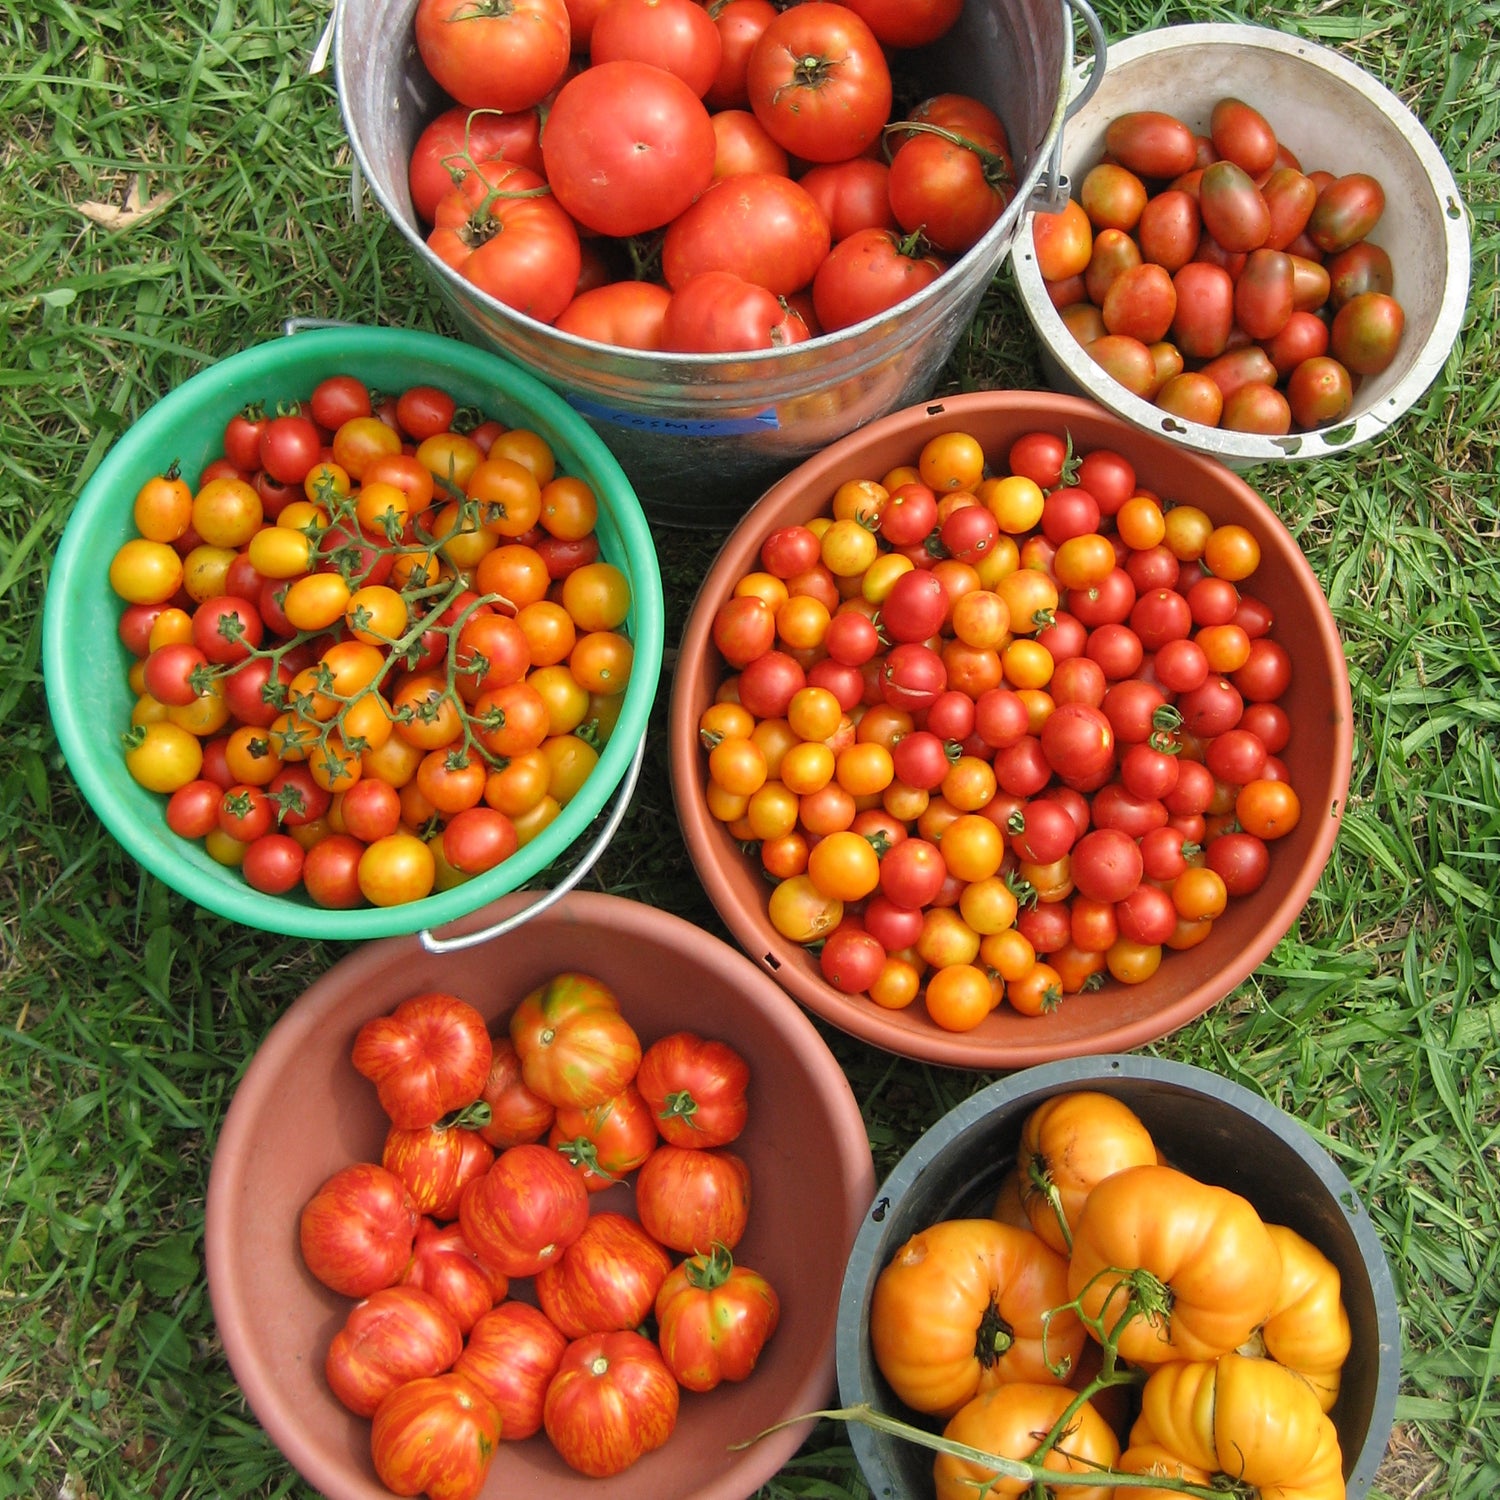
[1104,111,1199,179]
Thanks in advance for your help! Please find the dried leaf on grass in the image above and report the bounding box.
[77,177,173,231]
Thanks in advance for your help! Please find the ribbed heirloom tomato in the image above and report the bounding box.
[370,1372,503,1500]
[324,1285,464,1418]
[534,1211,673,1336]
[508,971,642,1109]
[1066,1163,1283,1366]
[655,1244,780,1391]
[543,1330,681,1477]
[460,1142,591,1278]
[634,1031,750,1147]
[351,992,493,1131]
[869,1217,1085,1416]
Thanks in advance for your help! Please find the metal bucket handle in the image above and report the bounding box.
[419,737,647,953]
[1032,0,1108,213]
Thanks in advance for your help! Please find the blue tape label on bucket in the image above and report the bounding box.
[566,394,781,436]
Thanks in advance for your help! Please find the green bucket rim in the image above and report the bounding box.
[42,325,664,940]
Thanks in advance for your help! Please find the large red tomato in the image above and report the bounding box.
[298,1162,420,1299]
[543,1330,681,1477]
[535,1212,674,1336]
[634,1144,751,1252]
[746,3,892,164]
[459,1142,590,1276]
[427,160,582,323]
[797,157,898,241]
[554,281,673,350]
[710,107,791,178]
[413,0,571,113]
[812,227,948,333]
[351,992,493,1131]
[703,0,779,110]
[455,1302,569,1440]
[407,105,545,223]
[661,271,812,353]
[887,129,1014,254]
[324,1285,464,1418]
[634,1031,750,1148]
[542,61,718,236]
[589,0,723,98]
[839,0,963,48]
[370,1372,503,1500]
[661,173,831,295]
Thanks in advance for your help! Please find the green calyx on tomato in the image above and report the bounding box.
[679,1240,736,1290]
[972,1297,1017,1365]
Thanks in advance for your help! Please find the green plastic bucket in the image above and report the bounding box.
[42,325,664,942]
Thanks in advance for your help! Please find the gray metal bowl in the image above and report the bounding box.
[1009,22,1471,467]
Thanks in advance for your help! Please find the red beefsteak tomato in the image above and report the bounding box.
[543,1330,681,1477]
[459,1141,590,1276]
[655,1244,780,1391]
[746,2,892,163]
[413,0,570,113]
[370,1372,503,1500]
[351,992,492,1131]
[542,61,717,236]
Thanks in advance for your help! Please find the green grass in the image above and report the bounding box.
[3,0,1498,1497]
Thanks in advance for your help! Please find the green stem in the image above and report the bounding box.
[732,1404,1234,1498]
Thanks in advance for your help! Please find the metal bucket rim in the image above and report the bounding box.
[332,0,1075,369]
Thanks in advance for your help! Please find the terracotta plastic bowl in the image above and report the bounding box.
[836,1055,1401,1499]
[668,391,1353,1069]
[1009,23,1471,468]
[204,889,875,1500]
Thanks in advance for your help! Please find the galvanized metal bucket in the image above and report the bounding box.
[334,0,1105,526]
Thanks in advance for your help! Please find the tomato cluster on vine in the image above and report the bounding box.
[867,1089,1353,1497]
[698,426,1303,1032]
[298,975,777,1498]
[407,0,1016,351]
[109,374,635,912]
[1031,96,1404,436]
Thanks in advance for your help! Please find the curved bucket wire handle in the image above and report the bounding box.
[418,737,648,955]
[1030,0,1108,214]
